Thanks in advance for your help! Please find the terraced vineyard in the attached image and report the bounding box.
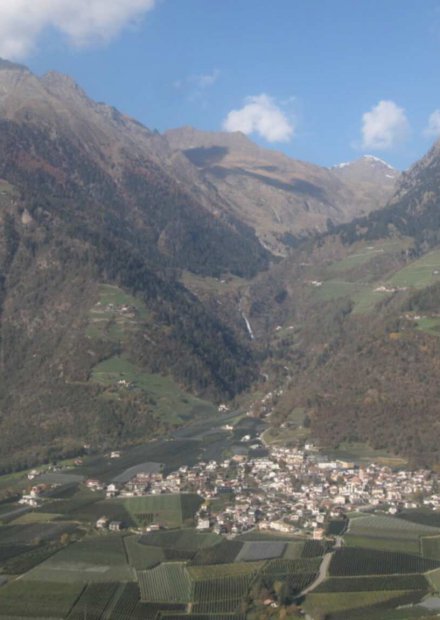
[330,547,440,576]
[0,580,85,618]
[347,514,440,539]
[68,582,120,619]
[191,574,253,603]
[315,574,430,592]
[138,562,192,603]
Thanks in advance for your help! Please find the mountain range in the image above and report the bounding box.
[1,58,440,468]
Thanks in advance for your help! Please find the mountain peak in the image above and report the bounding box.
[0,58,29,73]
[362,154,396,170]
[332,155,397,172]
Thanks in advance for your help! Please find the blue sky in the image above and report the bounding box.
[2,0,440,170]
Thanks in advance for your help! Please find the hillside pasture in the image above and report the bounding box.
[91,357,215,425]
[387,250,440,289]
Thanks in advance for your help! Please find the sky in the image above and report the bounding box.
[1,0,440,170]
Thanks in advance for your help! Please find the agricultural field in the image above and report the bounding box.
[343,513,440,555]
[261,557,321,576]
[0,541,66,575]
[121,493,202,528]
[329,547,440,576]
[0,580,85,618]
[343,533,421,555]
[235,541,286,562]
[347,514,440,540]
[282,541,306,560]
[303,590,425,618]
[398,510,440,530]
[138,562,192,603]
[23,533,135,583]
[0,521,77,546]
[421,536,440,560]
[191,539,243,565]
[326,519,348,536]
[11,511,62,524]
[67,582,120,619]
[315,575,430,593]
[139,528,221,551]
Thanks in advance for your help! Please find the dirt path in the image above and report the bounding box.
[298,536,342,597]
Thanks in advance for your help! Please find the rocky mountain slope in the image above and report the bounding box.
[247,138,440,466]
[165,127,399,254]
[0,59,275,470]
[0,58,421,470]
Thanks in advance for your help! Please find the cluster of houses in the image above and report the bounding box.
[87,443,438,537]
[17,426,440,538]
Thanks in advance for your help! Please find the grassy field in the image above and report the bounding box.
[91,356,216,424]
[415,316,440,336]
[11,511,62,524]
[312,280,360,301]
[86,283,151,341]
[325,442,407,467]
[386,250,440,289]
[327,240,411,275]
[0,580,85,618]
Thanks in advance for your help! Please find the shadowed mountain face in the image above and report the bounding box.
[0,61,272,469]
[0,60,415,470]
[165,127,399,255]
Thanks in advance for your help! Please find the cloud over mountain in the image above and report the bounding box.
[424,109,440,138]
[0,0,156,58]
[223,94,294,143]
[361,100,409,151]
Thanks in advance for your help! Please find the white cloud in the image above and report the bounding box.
[0,0,156,59]
[424,109,440,138]
[361,100,409,150]
[223,94,294,143]
[174,69,220,102]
